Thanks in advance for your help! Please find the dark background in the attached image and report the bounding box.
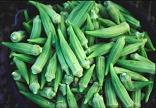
[0,1,156,108]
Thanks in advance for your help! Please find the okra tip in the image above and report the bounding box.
[31,66,42,74]
[29,83,40,94]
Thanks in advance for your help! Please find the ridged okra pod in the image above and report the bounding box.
[2,42,42,56]
[23,22,32,33]
[30,15,42,39]
[131,89,141,108]
[10,52,36,64]
[27,37,46,45]
[57,17,67,39]
[97,17,116,27]
[144,32,155,51]
[116,59,155,74]
[58,28,83,77]
[105,37,125,76]
[20,91,55,108]
[13,57,29,85]
[39,87,56,99]
[120,72,153,91]
[105,77,118,108]
[53,64,63,92]
[96,56,105,86]
[10,30,26,42]
[31,32,52,74]
[85,22,130,38]
[56,92,68,108]
[59,83,67,96]
[79,64,95,92]
[66,85,78,108]
[55,38,70,75]
[114,66,148,81]
[86,41,114,60]
[11,70,24,82]
[92,93,106,108]
[68,25,90,69]
[29,72,40,94]
[84,82,100,104]
[110,63,134,108]
[45,52,57,82]
[23,10,30,22]
[63,74,74,85]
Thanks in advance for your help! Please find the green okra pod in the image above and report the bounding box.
[116,59,155,74]
[56,92,68,108]
[79,64,95,92]
[97,17,116,27]
[110,63,134,108]
[31,32,52,74]
[66,84,78,108]
[105,36,125,76]
[85,22,130,38]
[30,15,42,39]
[84,82,100,104]
[11,70,24,82]
[144,32,155,51]
[59,83,67,96]
[23,10,30,22]
[57,17,67,39]
[96,56,105,86]
[53,64,63,92]
[16,81,29,92]
[39,87,56,99]
[92,93,106,108]
[97,3,109,18]
[105,77,118,108]
[68,25,90,69]
[58,28,83,78]
[63,74,74,85]
[90,9,99,30]
[23,22,32,33]
[27,37,47,45]
[2,42,42,56]
[10,30,26,42]
[45,52,57,82]
[13,57,29,85]
[20,91,55,108]
[131,89,141,108]
[29,72,40,94]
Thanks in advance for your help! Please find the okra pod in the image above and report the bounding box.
[97,3,109,19]
[110,63,134,108]
[56,92,68,108]
[45,52,57,82]
[11,70,23,82]
[90,9,99,30]
[31,32,52,74]
[23,22,32,33]
[144,32,155,51]
[105,77,118,108]
[96,56,105,86]
[57,17,67,39]
[131,89,141,108]
[16,81,29,92]
[53,64,63,92]
[79,64,95,92]
[20,91,55,108]
[68,25,90,69]
[63,74,74,85]
[105,37,125,76]
[23,10,30,22]
[2,42,42,56]
[66,84,78,108]
[116,59,155,74]
[58,28,83,77]
[39,87,56,99]
[84,82,100,104]
[59,83,66,96]
[10,30,26,42]
[92,93,106,108]
[85,22,130,38]
[29,72,40,94]
[97,17,116,27]
[13,57,29,85]
[30,15,42,39]
[27,37,46,45]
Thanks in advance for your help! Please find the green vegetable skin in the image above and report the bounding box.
[1,1,155,108]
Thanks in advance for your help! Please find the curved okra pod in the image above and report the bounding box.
[68,25,90,69]
[39,87,56,99]
[56,92,68,108]
[105,77,118,108]
[53,64,63,93]
[27,37,47,45]
[20,91,55,108]
[116,59,155,74]
[110,63,134,108]
[2,42,42,56]
[85,22,130,38]
[31,32,52,74]
[13,57,29,85]
[45,52,57,82]
[29,72,40,94]
[79,64,95,92]
[10,30,26,42]
[66,85,78,108]
[96,56,105,86]
[58,28,83,78]
[105,36,125,76]
[92,93,106,108]
[114,66,148,81]
[30,15,42,39]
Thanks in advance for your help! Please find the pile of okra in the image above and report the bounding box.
[2,1,156,108]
